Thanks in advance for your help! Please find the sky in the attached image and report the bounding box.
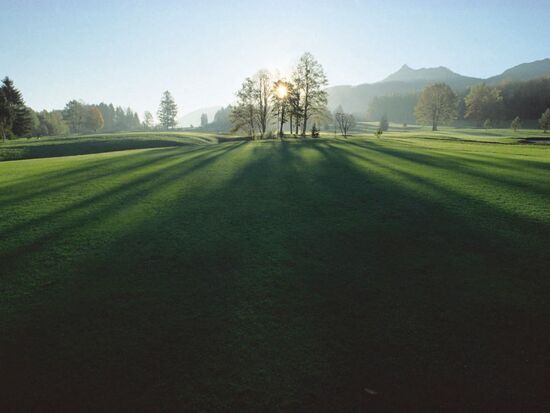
[1,0,549,118]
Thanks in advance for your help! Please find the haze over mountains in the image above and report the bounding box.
[327,58,550,115]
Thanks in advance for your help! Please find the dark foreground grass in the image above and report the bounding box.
[1,136,550,411]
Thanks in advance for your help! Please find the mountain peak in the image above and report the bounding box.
[381,64,459,83]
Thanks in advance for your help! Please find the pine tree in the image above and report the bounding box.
[0,77,25,142]
[157,91,178,130]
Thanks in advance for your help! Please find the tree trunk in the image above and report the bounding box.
[289,115,293,135]
[279,106,285,138]
[302,84,309,136]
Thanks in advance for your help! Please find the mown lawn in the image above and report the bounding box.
[1,134,550,411]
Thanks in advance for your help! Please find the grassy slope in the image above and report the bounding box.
[0,132,218,161]
[1,133,550,411]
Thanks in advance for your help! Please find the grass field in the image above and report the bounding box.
[1,129,550,411]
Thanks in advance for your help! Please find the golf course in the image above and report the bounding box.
[1,129,549,411]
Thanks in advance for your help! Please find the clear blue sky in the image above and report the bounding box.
[1,0,549,117]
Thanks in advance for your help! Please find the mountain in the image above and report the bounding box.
[381,64,479,84]
[178,106,222,127]
[486,58,550,84]
[327,59,550,115]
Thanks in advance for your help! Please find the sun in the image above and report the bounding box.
[276,84,288,99]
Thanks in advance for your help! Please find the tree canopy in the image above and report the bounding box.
[415,83,457,131]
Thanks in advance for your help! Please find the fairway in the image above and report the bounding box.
[1,134,550,411]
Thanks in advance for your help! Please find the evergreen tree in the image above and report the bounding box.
[157,91,178,129]
[12,105,35,137]
[0,77,25,142]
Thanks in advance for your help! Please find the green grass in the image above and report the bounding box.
[0,131,218,161]
[1,131,550,411]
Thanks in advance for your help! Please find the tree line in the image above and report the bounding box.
[0,78,180,140]
[368,76,550,130]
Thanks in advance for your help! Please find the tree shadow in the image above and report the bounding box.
[1,139,550,412]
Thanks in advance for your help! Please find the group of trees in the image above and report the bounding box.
[371,76,550,131]
[0,76,181,139]
[414,79,550,131]
[231,52,329,138]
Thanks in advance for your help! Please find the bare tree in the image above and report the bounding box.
[231,77,257,137]
[334,109,356,137]
[253,70,273,136]
[292,53,328,136]
[231,70,275,138]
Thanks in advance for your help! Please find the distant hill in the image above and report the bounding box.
[178,106,221,128]
[486,58,550,84]
[381,64,480,84]
[327,59,550,115]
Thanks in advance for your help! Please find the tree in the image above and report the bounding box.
[292,52,328,136]
[483,119,492,129]
[379,114,389,131]
[288,85,303,135]
[272,79,291,137]
[231,70,275,138]
[84,106,104,132]
[63,100,85,133]
[0,77,25,142]
[511,116,521,131]
[334,108,356,137]
[200,113,208,127]
[464,84,503,126]
[231,77,257,137]
[157,91,178,130]
[539,108,550,133]
[143,111,154,129]
[253,70,273,136]
[12,106,35,137]
[37,110,68,136]
[415,83,457,131]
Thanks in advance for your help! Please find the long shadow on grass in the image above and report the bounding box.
[0,145,211,208]
[342,139,550,216]
[1,139,550,412]
[0,143,244,277]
